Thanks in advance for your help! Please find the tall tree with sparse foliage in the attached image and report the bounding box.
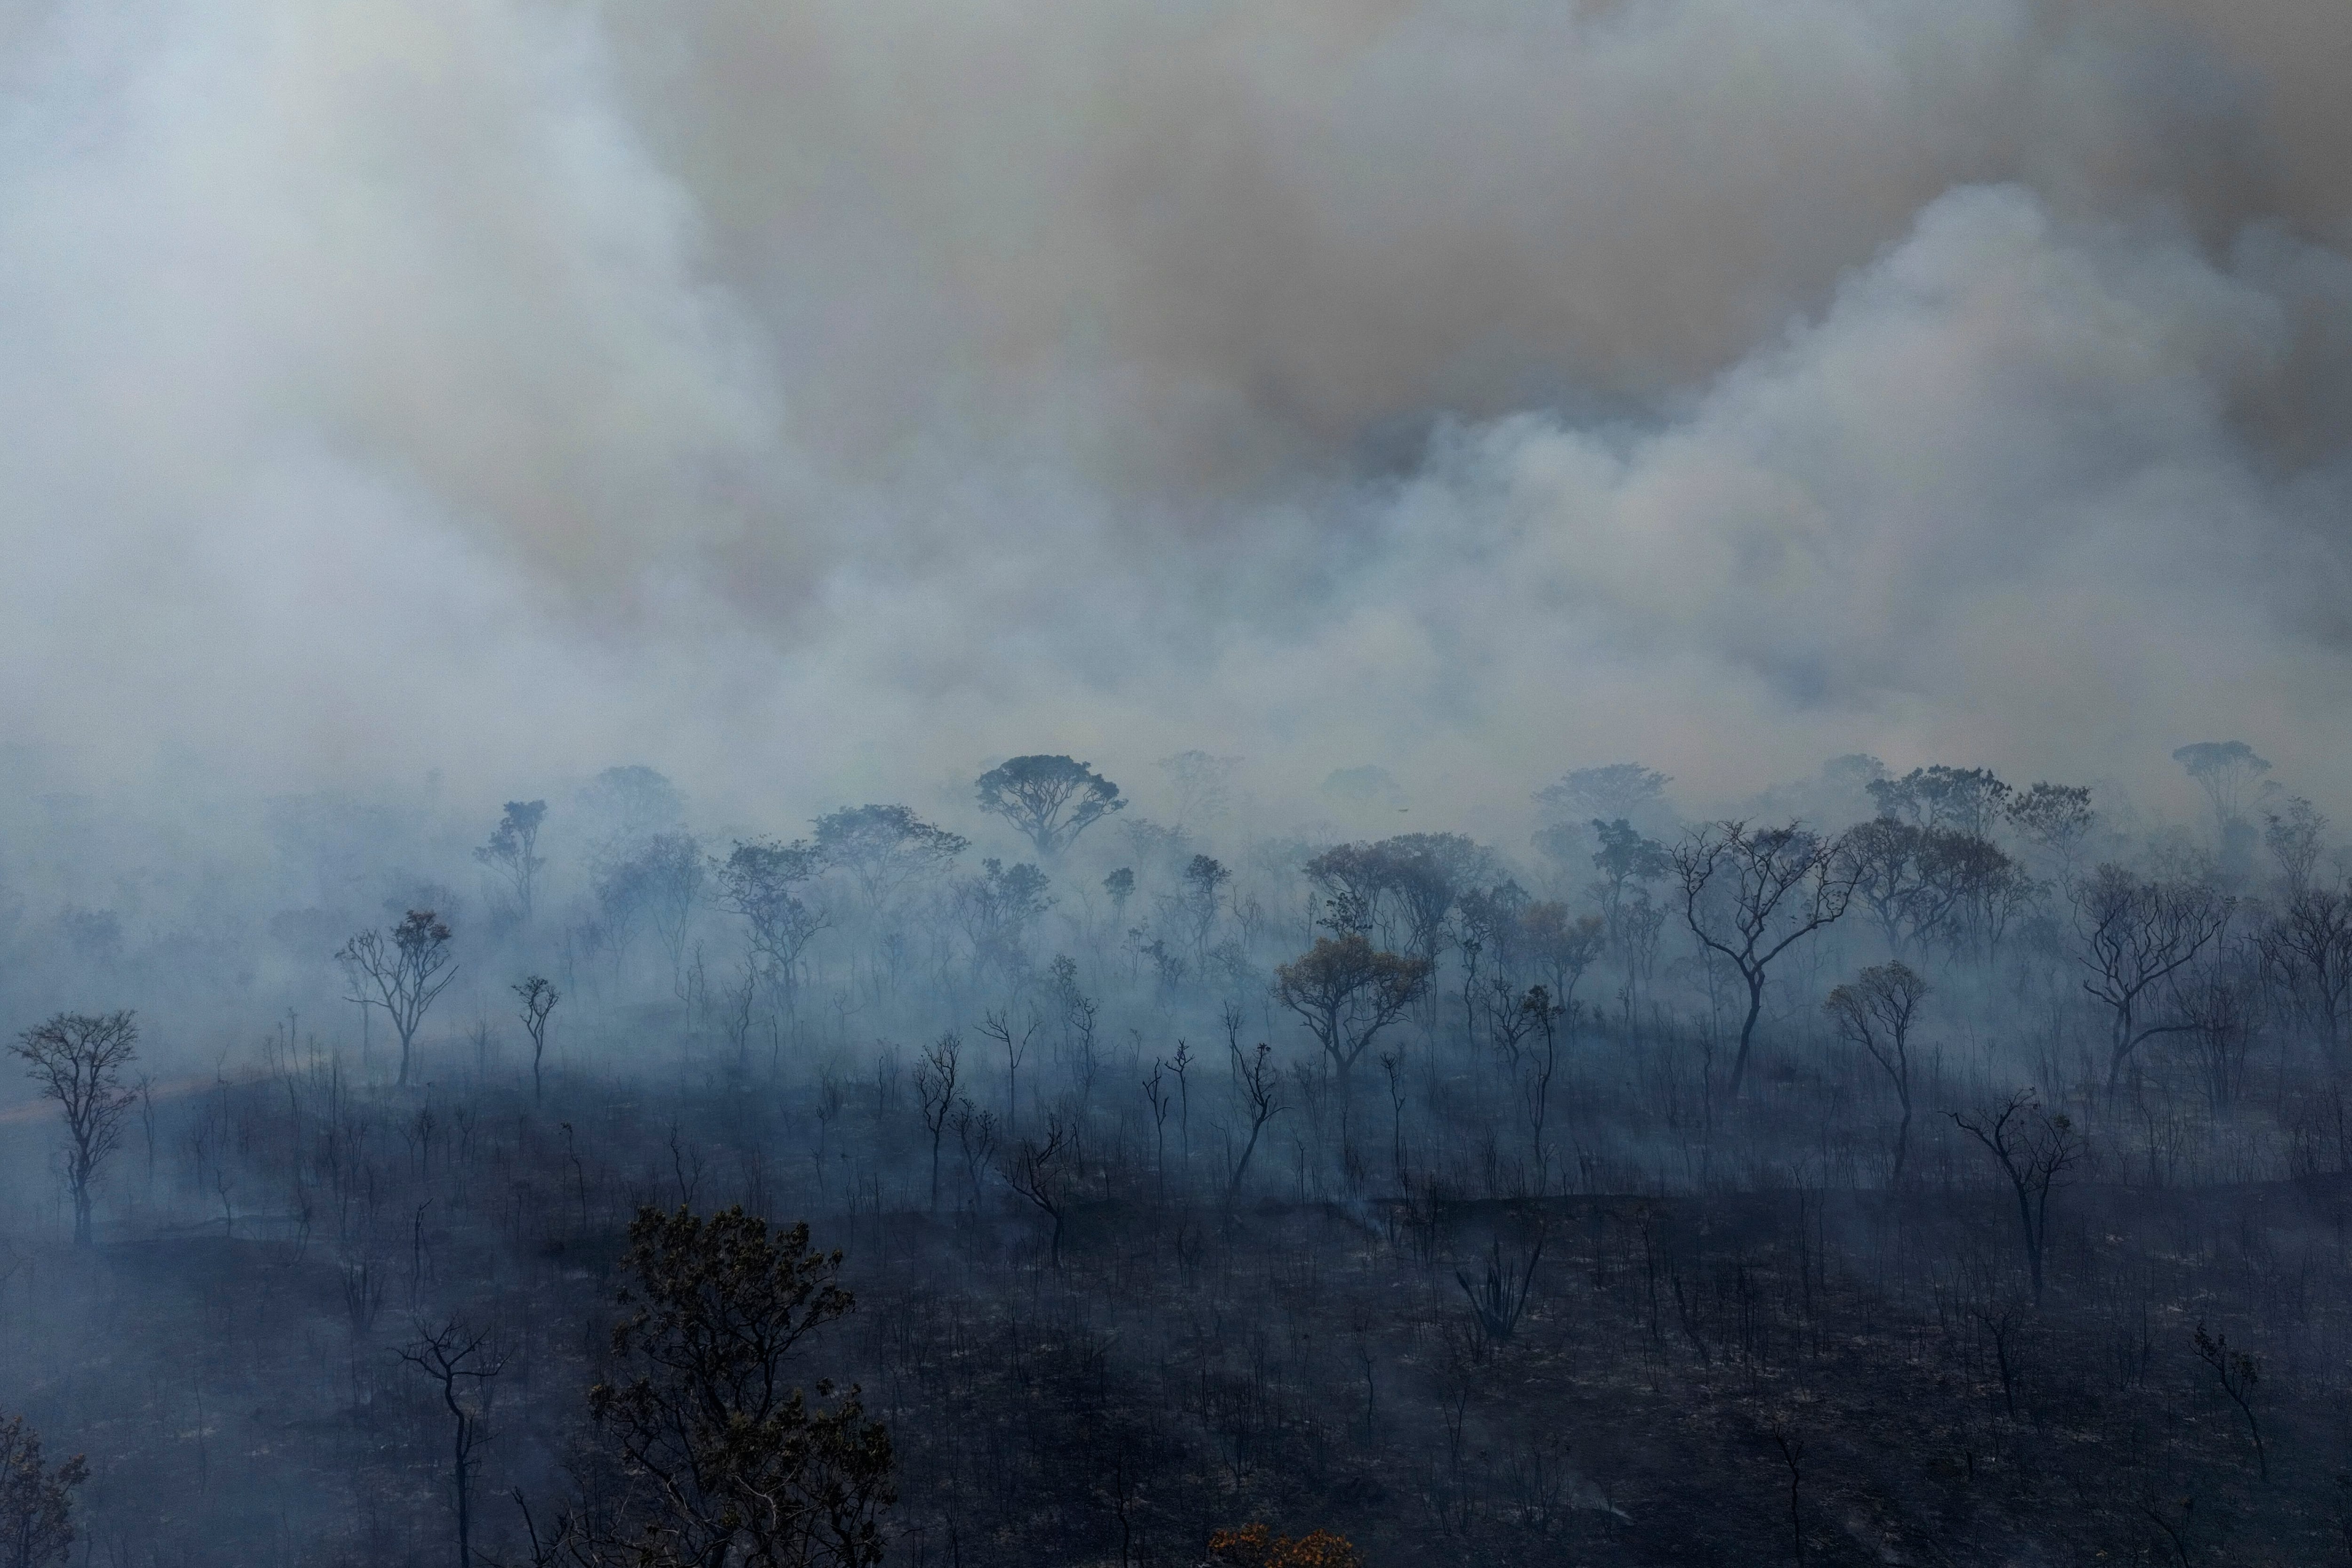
[340,911,458,1088]
[476,799,550,923]
[12,1011,139,1245]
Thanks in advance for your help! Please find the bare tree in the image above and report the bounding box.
[1518,986,1565,1193]
[2259,886,2352,1066]
[2072,865,2228,1088]
[1142,1058,1173,1202]
[1225,1041,1283,1208]
[1672,822,1857,1097]
[2262,796,2328,899]
[977,1009,1040,1131]
[1455,1230,1544,1349]
[1950,1090,2081,1305]
[397,1317,506,1567]
[913,1032,960,1210]
[1824,963,1928,1184]
[2192,1322,2266,1482]
[341,912,457,1088]
[1765,1412,1806,1565]
[12,1011,139,1245]
[514,975,557,1102]
[1005,1114,1071,1266]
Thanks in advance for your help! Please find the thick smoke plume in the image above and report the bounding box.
[1,0,2349,825]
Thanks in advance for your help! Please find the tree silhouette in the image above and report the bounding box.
[581,1207,893,1567]
[1671,822,1856,1097]
[1824,962,1928,1184]
[0,1412,87,1567]
[475,800,549,923]
[340,911,456,1088]
[973,756,1124,859]
[1273,935,1431,1094]
[12,1011,139,1245]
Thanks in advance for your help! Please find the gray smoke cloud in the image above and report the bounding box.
[1,0,2349,834]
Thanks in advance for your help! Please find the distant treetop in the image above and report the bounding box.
[975,756,1125,858]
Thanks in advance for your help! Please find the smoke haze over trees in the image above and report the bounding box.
[0,0,2350,820]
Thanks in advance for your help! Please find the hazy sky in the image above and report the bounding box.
[2,0,2348,831]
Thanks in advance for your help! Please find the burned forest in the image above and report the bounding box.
[2,752,2352,1565]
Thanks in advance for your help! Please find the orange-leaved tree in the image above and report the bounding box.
[1208,1522,1363,1568]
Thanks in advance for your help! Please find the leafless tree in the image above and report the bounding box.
[397,1317,506,1567]
[2259,887,2352,1067]
[1225,1041,1282,1208]
[913,1032,960,1210]
[1950,1090,2081,1305]
[1142,1058,1173,1203]
[1672,821,1857,1096]
[1518,986,1566,1193]
[977,1009,1040,1131]
[1005,1114,1071,1266]
[341,911,457,1088]
[2072,865,2228,1088]
[2261,795,2328,899]
[1765,1412,1806,1565]
[1455,1229,1544,1349]
[12,1011,139,1245]
[2192,1322,2266,1482]
[950,1098,997,1212]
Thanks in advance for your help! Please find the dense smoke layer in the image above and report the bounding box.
[1,0,2349,826]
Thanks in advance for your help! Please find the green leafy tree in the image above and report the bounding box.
[973,756,1124,859]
